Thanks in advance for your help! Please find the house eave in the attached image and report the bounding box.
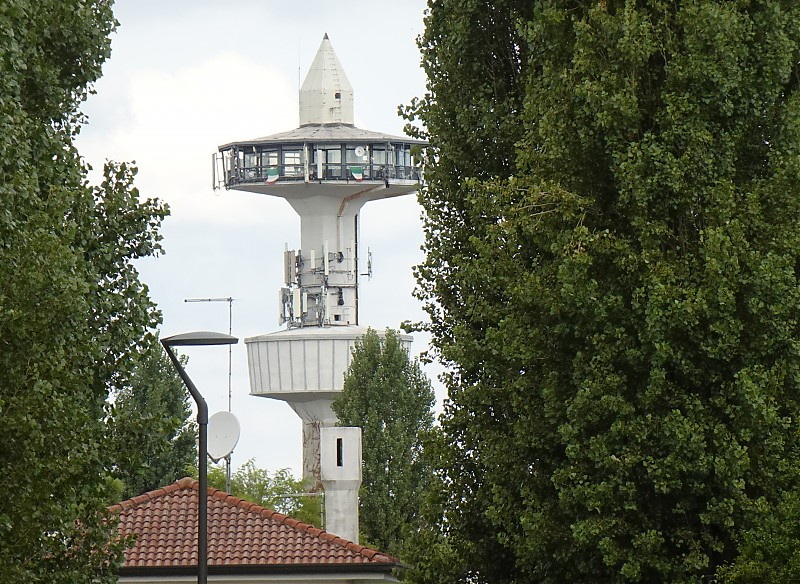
[117,561,401,582]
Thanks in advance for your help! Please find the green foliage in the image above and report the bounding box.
[716,489,800,583]
[332,328,435,556]
[398,426,471,582]
[108,336,196,499]
[405,0,800,582]
[0,1,167,581]
[206,459,322,527]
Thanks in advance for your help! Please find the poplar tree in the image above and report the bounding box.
[332,328,435,555]
[404,0,800,582]
[0,1,167,581]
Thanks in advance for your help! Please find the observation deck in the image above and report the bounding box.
[214,123,424,199]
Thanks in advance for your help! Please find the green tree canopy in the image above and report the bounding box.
[716,487,800,583]
[108,336,196,499]
[332,328,435,556]
[206,459,322,527]
[405,0,800,582]
[0,1,168,581]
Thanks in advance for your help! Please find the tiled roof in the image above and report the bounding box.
[109,477,399,571]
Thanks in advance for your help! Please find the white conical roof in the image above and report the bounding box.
[299,34,354,126]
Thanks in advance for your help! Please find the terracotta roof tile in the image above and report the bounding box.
[110,478,400,569]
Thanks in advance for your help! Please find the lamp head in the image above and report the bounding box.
[161,331,239,347]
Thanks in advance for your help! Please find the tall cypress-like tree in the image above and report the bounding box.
[405,1,800,582]
[332,328,435,556]
[0,1,167,581]
[109,336,196,499]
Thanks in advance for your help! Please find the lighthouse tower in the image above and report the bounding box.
[213,35,425,507]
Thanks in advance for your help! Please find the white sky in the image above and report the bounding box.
[77,0,439,476]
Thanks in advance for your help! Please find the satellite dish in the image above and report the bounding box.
[354,146,366,157]
[207,411,241,462]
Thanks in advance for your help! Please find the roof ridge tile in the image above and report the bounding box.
[175,477,195,489]
[111,479,194,512]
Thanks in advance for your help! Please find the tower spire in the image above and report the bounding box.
[299,35,354,126]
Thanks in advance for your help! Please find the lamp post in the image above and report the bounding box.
[161,331,238,584]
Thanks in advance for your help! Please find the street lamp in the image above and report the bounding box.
[161,331,238,584]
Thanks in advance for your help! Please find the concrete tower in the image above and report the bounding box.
[213,35,425,534]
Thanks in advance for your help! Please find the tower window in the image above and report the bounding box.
[335,92,341,99]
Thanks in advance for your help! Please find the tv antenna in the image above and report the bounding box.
[185,296,236,491]
[185,297,235,410]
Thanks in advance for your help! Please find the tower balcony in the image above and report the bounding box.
[214,124,427,199]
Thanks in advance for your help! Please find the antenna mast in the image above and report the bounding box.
[185,296,236,492]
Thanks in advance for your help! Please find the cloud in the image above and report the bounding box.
[81,53,297,225]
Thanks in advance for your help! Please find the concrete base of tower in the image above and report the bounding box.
[294,400,337,486]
